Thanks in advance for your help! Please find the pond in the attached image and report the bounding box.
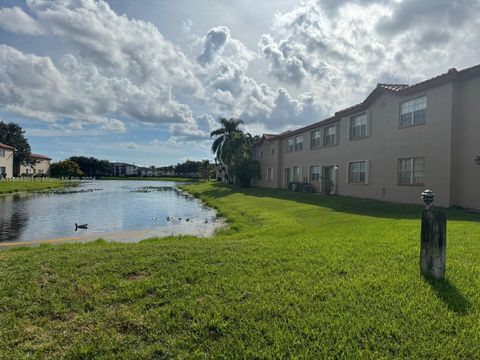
[0,180,221,245]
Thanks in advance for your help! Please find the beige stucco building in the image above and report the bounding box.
[0,143,15,179]
[253,65,480,209]
[20,153,51,176]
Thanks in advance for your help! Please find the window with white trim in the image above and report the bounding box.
[350,113,367,139]
[348,161,368,184]
[268,143,274,155]
[398,157,425,185]
[267,167,274,181]
[310,165,320,181]
[324,125,337,146]
[311,129,321,148]
[287,138,294,152]
[294,135,303,151]
[400,96,427,127]
[0,149,5,157]
[293,166,301,182]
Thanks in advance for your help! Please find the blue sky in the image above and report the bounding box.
[0,0,479,166]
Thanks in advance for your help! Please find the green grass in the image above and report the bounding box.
[98,176,198,182]
[0,180,66,194]
[1,182,480,358]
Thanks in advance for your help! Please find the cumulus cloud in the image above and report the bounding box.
[197,26,230,65]
[259,0,480,115]
[376,0,480,38]
[191,23,325,132]
[0,0,203,133]
[0,6,44,35]
[169,114,218,142]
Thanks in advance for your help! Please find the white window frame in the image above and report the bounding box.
[349,112,368,140]
[0,149,5,157]
[294,135,303,151]
[399,96,427,128]
[286,138,294,153]
[323,124,337,146]
[398,157,425,185]
[309,165,321,182]
[311,129,322,149]
[347,160,369,184]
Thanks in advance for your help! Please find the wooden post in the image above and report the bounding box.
[420,209,446,279]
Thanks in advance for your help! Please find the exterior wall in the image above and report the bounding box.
[125,165,138,176]
[253,139,279,188]
[256,81,457,207]
[450,76,480,209]
[20,158,50,176]
[0,148,14,178]
[333,83,454,207]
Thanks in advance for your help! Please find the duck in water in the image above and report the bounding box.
[75,223,88,231]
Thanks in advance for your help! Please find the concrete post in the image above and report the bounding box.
[420,209,446,279]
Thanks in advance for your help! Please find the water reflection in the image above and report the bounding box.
[0,194,29,241]
[0,180,219,244]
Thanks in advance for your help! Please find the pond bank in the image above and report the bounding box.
[0,179,68,194]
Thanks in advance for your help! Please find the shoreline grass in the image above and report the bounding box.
[0,179,67,194]
[1,182,479,358]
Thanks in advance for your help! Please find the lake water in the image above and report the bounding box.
[0,180,221,245]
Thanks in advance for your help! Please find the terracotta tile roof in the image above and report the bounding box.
[377,84,410,92]
[0,143,15,150]
[30,153,51,160]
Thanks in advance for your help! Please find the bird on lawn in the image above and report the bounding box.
[75,223,88,231]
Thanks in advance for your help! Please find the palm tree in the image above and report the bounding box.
[210,118,244,183]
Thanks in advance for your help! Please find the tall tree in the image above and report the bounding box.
[0,121,32,176]
[210,118,244,183]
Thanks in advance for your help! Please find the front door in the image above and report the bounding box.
[284,168,291,189]
[322,166,333,193]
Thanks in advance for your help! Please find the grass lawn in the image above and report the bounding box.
[1,182,479,358]
[0,180,66,194]
[98,176,198,182]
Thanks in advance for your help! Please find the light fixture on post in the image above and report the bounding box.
[421,189,434,210]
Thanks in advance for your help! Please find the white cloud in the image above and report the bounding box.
[197,26,231,65]
[0,0,203,133]
[259,0,480,117]
[126,142,138,149]
[0,6,44,35]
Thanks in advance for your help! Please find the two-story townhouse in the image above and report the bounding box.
[0,143,15,179]
[20,153,51,176]
[253,64,480,209]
